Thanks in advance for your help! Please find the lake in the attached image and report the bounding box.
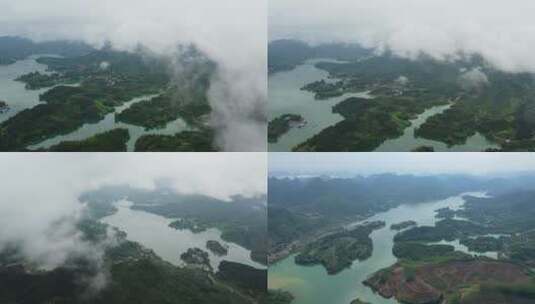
[0,56,192,151]
[268,192,496,304]
[269,60,500,152]
[101,200,265,271]
[268,59,372,151]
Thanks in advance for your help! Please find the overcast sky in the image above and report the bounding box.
[270,0,535,73]
[0,153,266,271]
[0,0,267,151]
[270,153,535,177]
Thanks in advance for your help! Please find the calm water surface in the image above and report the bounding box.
[268,192,496,304]
[269,61,500,152]
[101,200,265,271]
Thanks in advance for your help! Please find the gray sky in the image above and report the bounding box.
[270,0,535,73]
[0,153,266,270]
[270,153,535,176]
[0,0,267,151]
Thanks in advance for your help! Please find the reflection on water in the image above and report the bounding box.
[101,200,265,271]
[268,59,372,151]
[268,192,494,304]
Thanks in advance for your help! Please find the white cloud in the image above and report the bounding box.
[270,0,535,73]
[0,152,266,271]
[0,0,266,151]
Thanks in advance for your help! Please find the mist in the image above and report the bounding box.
[270,0,535,73]
[269,152,535,177]
[0,153,266,282]
[0,0,267,151]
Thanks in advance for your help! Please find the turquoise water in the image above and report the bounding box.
[268,192,493,304]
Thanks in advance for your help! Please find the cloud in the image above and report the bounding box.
[0,152,266,276]
[270,0,535,73]
[459,67,489,91]
[0,0,266,151]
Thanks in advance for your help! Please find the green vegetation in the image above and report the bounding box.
[435,207,456,219]
[392,242,455,260]
[169,218,210,233]
[268,114,305,143]
[294,221,385,274]
[411,145,434,152]
[459,236,505,253]
[293,95,447,151]
[15,71,77,89]
[0,100,8,113]
[216,261,266,294]
[390,220,417,231]
[46,128,129,151]
[0,49,170,150]
[0,42,216,151]
[82,186,267,265]
[271,40,535,151]
[394,219,489,243]
[268,175,484,262]
[180,248,212,271]
[206,240,228,256]
[268,39,370,73]
[0,36,93,64]
[0,217,262,304]
[134,129,217,152]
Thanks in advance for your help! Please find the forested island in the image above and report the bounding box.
[294,221,385,274]
[207,240,228,256]
[0,217,264,304]
[363,189,535,304]
[82,185,267,266]
[268,114,305,143]
[0,36,217,151]
[269,39,535,151]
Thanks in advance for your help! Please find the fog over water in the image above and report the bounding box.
[0,153,266,271]
[1,0,267,151]
[270,0,535,73]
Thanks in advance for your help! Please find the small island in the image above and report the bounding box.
[180,247,212,272]
[0,100,8,114]
[169,218,209,233]
[134,129,217,152]
[46,128,129,152]
[15,71,75,90]
[435,207,456,219]
[206,240,228,256]
[350,298,370,304]
[268,113,306,143]
[411,145,434,152]
[295,221,385,274]
[390,220,417,231]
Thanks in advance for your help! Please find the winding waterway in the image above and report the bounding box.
[101,200,265,271]
[268,192,496,304]
[269,60,500,152]
[0,55,52,123]
[0,56,192,151]
[269,59,372,151]
[28,94,192,151]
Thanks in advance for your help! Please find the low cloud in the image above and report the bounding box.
[0,153,266,286]
[270,0,535,73]
[0,0,266,151]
